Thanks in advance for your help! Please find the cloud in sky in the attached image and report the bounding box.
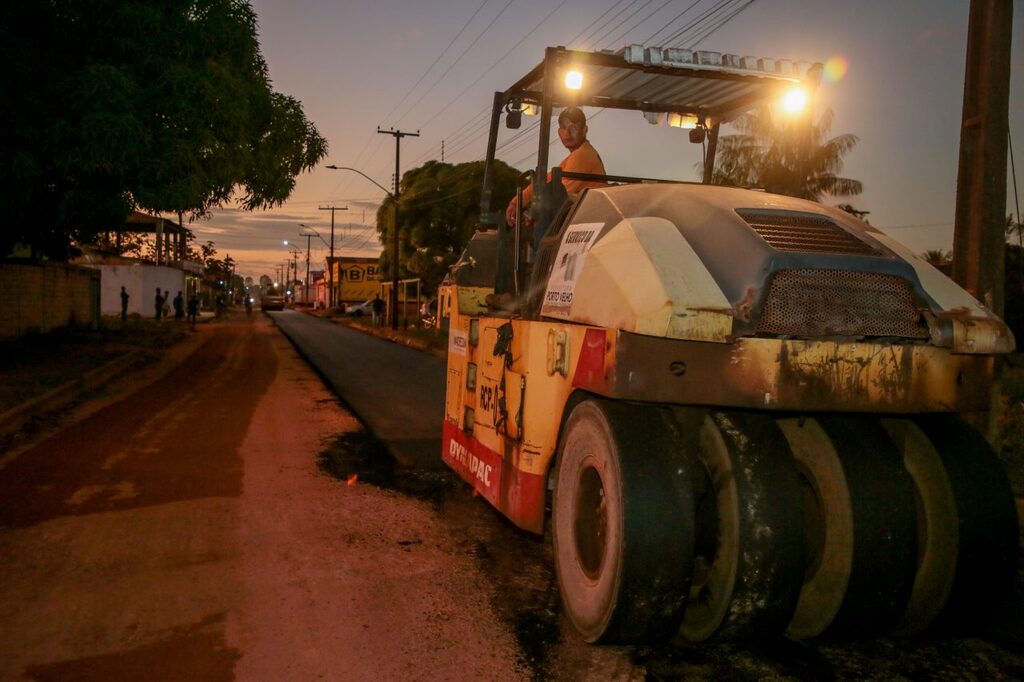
[185,205,383,280]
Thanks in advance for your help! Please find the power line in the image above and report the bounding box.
[682,0,757,48]
[573,0,645,49]
[661,0,740,46]
[642,0,703,44]
[590,0,656,49]
[878,222,954,230]
[413,0,573,140]
[393,0,517,129]
[602,0,677,49]
[568,0,633,49]
[378,0,492,129]
[414,0,637,169]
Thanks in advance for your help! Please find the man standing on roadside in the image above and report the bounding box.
[187,293,200,329]
[120,286,130,321]
[371,294,384,327]
[155,287,163,320]
[173,291,185,321]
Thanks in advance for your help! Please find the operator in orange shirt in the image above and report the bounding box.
[505,106,606,228]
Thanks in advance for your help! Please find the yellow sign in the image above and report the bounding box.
[335,258,381,302]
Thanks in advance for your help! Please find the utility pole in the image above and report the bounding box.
[286,248,300,302]
[378,126,419,330]
[952,0,1012,317]
[303,232,312,305]
[952,0,1013,442]
[319,205,348,308]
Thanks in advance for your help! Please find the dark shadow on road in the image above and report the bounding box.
[317,429,455,504]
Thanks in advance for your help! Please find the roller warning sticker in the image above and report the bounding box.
[542,222,603,319]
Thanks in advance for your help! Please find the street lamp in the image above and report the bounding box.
[326,164,400,329]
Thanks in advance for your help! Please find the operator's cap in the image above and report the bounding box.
[558,106,587,127]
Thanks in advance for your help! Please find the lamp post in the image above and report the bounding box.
[326,164,401,330]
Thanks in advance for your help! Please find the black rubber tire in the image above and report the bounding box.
[880,418,959,635]
[912,414,1019,633]
[552,399,695,643]
[674,409,804,642]
[785,416,918,638]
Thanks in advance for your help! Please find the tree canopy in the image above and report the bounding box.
[375,159,520,293]
[707,108,862,203]
[0,0,327,260]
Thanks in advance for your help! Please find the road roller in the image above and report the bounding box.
[439,45,1018,643]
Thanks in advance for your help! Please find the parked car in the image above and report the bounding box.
[347,298,375,317]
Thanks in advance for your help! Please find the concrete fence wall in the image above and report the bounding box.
[81,263,185,318]
[0,263,101,339]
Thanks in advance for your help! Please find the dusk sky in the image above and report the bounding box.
[190,0,1024,283]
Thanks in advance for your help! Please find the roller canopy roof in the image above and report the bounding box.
[505,45,822,123]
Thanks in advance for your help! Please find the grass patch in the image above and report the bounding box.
[394,326,448,351]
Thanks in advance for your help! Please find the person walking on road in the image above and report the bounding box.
[155,288,164,320]
[187,294,200,329]
[371,294,384,327]
[173,291,185,321]
[120,286,130,321]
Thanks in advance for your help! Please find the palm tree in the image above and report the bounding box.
[922,249,952,270]
[708,108,862,202]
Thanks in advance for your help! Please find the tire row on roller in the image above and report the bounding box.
[778,416,918,639]
[552,399,695,643]
[896,415,1019,634]
[553,400,1018,643]
[672,408,804,642]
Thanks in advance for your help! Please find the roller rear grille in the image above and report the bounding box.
[736,210,880,256]
[757,269,929,339]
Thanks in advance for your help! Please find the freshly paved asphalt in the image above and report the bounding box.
[268,311,446,469]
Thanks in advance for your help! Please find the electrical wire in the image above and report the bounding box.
[590,0,656,50]
[1010,129,1021,231]
[567,0,632,49]
[642,0,703,44]
[660,0,737,46]
[336,0,756,205]
[601,0,677,50]
[682,0,757,48]
[410,0,574,158]
[392,0,517,128]
[572,0,645,50]
[378,0,493,130]
[397,0,637,170]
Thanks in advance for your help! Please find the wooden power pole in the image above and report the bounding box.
[319,205,347,308]
[952,0,1013,317]
[378,127,419,330]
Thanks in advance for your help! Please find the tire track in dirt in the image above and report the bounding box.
[0,324,276,528]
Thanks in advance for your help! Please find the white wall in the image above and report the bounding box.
[90,264,185,317]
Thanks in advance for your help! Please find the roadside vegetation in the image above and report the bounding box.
[1000,356,1024,496]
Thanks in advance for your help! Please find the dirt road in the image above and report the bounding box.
[0,316,526,681]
